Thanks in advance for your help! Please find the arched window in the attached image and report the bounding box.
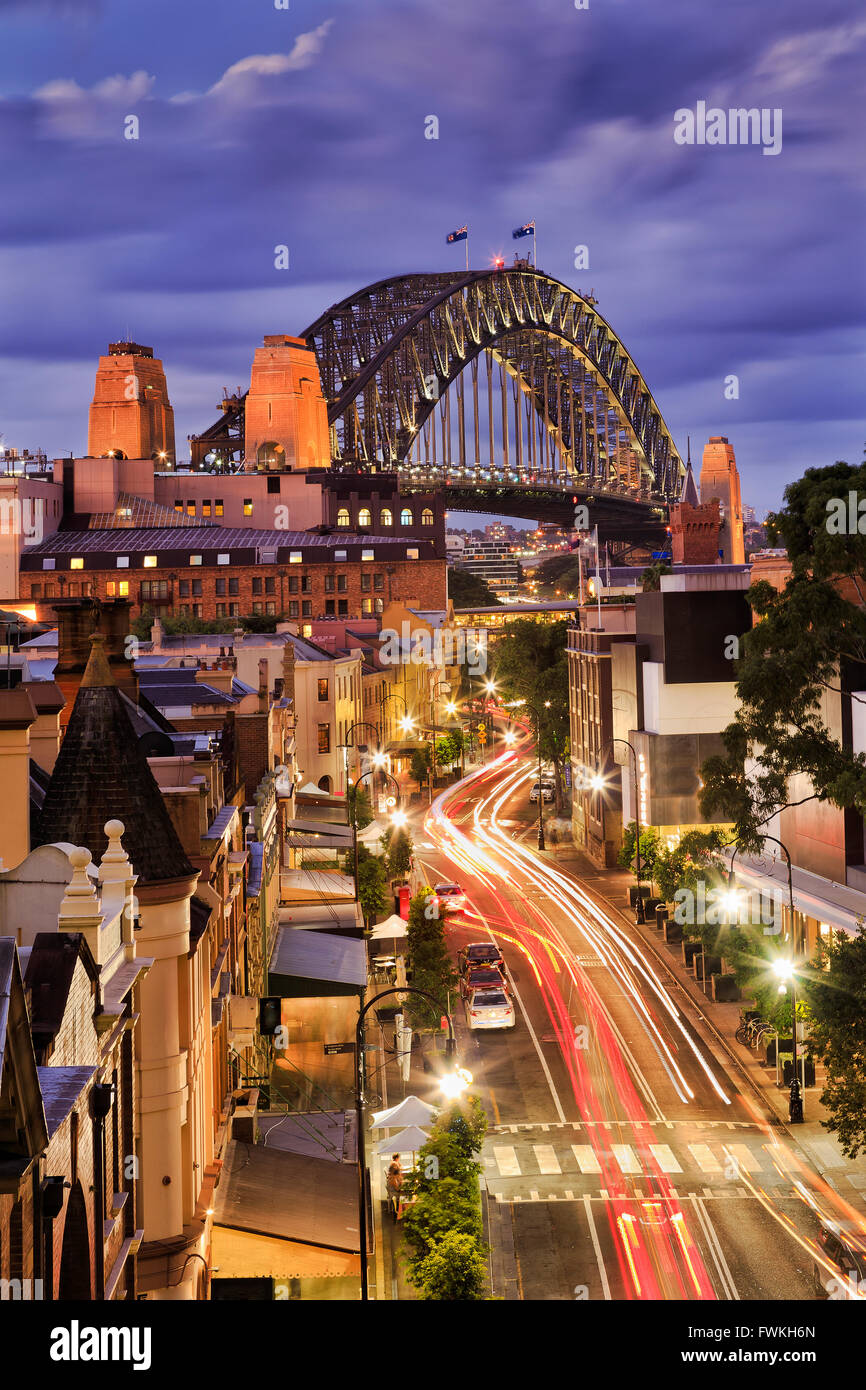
[257,441,285,470]
[318,775,332,793]
[380,508,393,527]
[400,507,413,526]
[421,508,434,526]
[336,508,351,528]
[358,508,372,527]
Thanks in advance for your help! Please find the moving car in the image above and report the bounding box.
[529,781,555,803]
[464,987,515,1030]
[431,882,467,912]
[458,942,506,976]
[813,1222,866,1298]
[460,966,508,999]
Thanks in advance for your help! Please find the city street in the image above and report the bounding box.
[413,740,862,1302]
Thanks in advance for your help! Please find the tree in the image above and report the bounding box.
[802,923,866,1157]
[131,611,285,641]
[618,821,663,888]
[700,461,866,849]
[410,744,432,791]
[654,828,730,903]
[381,824,413,879]
[448,567,501,609]
[410,1231,487,1300]
[640,561,672,592]
[405,888,458,1029]
[347,782,373,829]
[356,844,388,927]
[493,619,570,809]
[434,730,464,770]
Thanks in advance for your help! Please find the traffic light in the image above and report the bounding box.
[259,997,282,1036]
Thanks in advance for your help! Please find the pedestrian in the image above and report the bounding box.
[386,1154,403,1220]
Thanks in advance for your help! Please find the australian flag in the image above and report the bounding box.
[512,221,535,239]
[446,225,468,243]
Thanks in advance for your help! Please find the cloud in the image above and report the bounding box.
[206,21,335,101]
[34,70,154,103]
[755,18,866,89]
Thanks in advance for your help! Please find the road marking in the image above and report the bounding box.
[690,1195,740,1301]
[492,1145,521,1177]
[611,1144,640,1174]
[649,1144,683,1173]
[688,1143,722,1174]
[505,970,568,1124]
[811,1139,846,1170]
[533,1144,561,1174]
[582,1193,612,1301]
[571,1145,602,1174]
[727,1143,763,1174]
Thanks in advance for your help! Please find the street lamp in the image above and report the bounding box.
[594,738,646,923]
[727,834,803,1123]
[348,766,402,906]
[355,988,470,1301]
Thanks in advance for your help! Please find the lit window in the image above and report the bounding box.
[407,547,419,559]
[362,598,373,614]
[118,581,129,596]
[143,555,157,568]
[117,556,129,568]
[401,508,413,525]
[107,581,116,596]
[202,500,211,517]
[70,557,84,570]
[189,554,202,566]
[289,551,303,564]
[243,499,253,517]
[174,500,183,513]
[362,549,374,562]
[358,508,372,527]
[217,553,230,565]
[42,558,55,570]
[336,508,350,528]
[317,723,331,754]
[318,678,329,702]
[303,624,312,638]
[421,508,434,526]
[187,501,196,516]
[380,508,393,527]
[334,549,347,562]
[215,499,224,516]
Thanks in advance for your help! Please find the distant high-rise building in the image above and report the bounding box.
[700,436,744,565]
[88,342,175,463]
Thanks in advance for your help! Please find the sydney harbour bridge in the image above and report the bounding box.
[192,267,686,544]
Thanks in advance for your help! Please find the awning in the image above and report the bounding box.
[370,914,408,940]
[269,928,366,997]
[371,1095,437,1130]
[375,1125,429,1156]
[725,852,865,936]
[277,901,364,934]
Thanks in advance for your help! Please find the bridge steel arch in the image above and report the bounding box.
[301,268,685,504]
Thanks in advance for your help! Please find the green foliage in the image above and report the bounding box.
[532,553,582,597]
[405,889,458,1030]
[448,567,502,608]
[493,620,570,775]
[617,821,663,885]
[347,782,374,829]
[653,828,731,903]
[699,461,866,848]
[356,844,388,927]
[131,610,285,641]
[640,561,672,592]
[409,1231,488,1301]
[381,825,413,879]
[802,923,866,1157]
[410,744,432,790]
[434,730,464,769]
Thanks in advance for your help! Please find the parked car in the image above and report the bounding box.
[458,942,506,976]
[460,966,508,999]
[431,882,467,912]
[529,781,554,803]
[464,987,516,1030]
[813,1222,866,1298]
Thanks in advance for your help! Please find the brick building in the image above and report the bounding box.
[19,526,446,627]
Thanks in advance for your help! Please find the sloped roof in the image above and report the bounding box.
[33,635,196,886]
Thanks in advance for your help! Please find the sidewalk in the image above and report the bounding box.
[548,841,866,1223]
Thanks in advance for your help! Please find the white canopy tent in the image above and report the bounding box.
[370,914,408,940]
[370,1095,437,1130]
[375,1125,430,1156]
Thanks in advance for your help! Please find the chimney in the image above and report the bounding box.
[0,687,37,868]
[282,639,296,711]
[258,657,269,712]
[19,680,65,774]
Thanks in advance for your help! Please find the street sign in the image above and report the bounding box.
[478,727,487,744]
[323,1042,355,1055]
[386,795,397,807]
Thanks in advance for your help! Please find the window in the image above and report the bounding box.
[338,599,348,616]
[179,579,190,597]
[68,582,78,596]
[401,507,413,526]
[362,597,373,615]
[30,583,41,598]
[358,507,372,527]
[374,573,384,591]
[192,580,202,597]
[217,553,230,565]
[252,602,263,615]
[317,724,331,754]
[361,573,371,592]
[266,601,276,615]
[375,597,384,614]
[191,604,203,618]
[380,508,393,527]
[334,549,347,562]
[43,558,55,570]
[362,549,374,562]
[216,603,226,617]
[243,499,253,516]
[187,501,196,516]
[215,578,226,596]
[301,576,311,593]
[45,583,55,597]
[202,500,211,517]
[189,554,202,566]
[143,555,157,569]
[116,556,129,568]
[318,678,329,702]
[407,547,419,559]
[265,577,275,595]
[289,551,303,564]
[118,581,129,597]
[288,575,298,593]
[228,577,239,596]
[267,476,280,494]
[229,603,239,616]
[215,499,224,516]
[70,557,84,571]
[325,574,335,592]
[302,600,312,617]
[303,624,312,638]
[422,508,434,526]
[252,577,262,595]
[337,574,347,592]
[336,508,350,528]
[141,580,169,600]
[325,599,335,616]
[289,600,299,618]
[174,499,183,513]
[178,604,188,616]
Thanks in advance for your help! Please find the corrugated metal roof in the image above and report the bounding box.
[37,1065,96,1138]
[269,928,366,988]
[23,526,413,555]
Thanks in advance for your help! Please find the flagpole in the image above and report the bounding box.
[466,236,469,273]
[533,220,537,269]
